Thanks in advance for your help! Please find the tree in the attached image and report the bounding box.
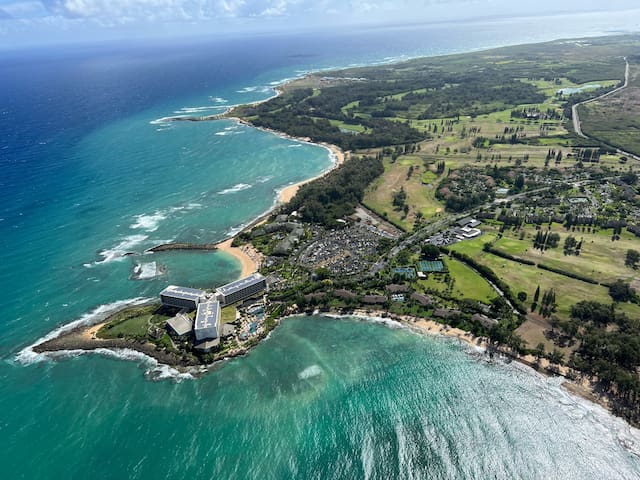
[392,187,407,209]
[396,248,411,266]
[609,280,635,303]
[421,244,440,260]
[621,171,638,185]
[517,291,527,302]
[548,348,564,365]
[563,235,578,255]
[514,174,525,191]
[625,249,640,269]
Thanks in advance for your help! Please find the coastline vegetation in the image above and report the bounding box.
[43,34,640,426]
[230,34,640,424]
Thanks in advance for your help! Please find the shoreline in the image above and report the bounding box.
[227,116,347,204]
[31,300,613,422]
[322,309,612,416]
[24,68,631,428]
[215,238,263,277]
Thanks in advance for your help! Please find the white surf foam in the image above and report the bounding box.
[132,262,160,280]
[209,96,228,103]
[214,129,245,136]
[298,364,323,380]
[173,106,222,114]
[149,116,186,125]
[94,234,149,265]
[217,183,252,195]
[130,212,167,232]
[19,346,200,382]
[15,297,150,365]
[128,203,202,235]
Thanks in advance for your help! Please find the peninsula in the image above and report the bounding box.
[36,35,640,426]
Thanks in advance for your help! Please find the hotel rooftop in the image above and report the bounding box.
[160,285,206,302]
[217,273,265,296]
[194,301,221,341]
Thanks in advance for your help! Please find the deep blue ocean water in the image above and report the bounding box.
[2,15,640,479]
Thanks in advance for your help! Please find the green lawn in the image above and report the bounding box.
[97,305,157,339]
[467,250,611,318]
[418,257,496,304]
[492,225,640,284]
[221,305,238,324]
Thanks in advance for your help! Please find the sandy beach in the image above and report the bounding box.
[329,308,611,411]
[225,114,348,206]
[278,143,346,204]
[216,238,263,277]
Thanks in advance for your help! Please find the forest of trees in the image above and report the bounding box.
[284,155,384,225]
[237,64,547,151]
[564,300,640,423]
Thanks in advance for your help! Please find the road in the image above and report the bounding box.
[572,57,629,138]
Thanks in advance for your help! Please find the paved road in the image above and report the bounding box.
[572,57,629,138]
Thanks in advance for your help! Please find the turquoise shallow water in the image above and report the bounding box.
[3,18,640,479]
[5,316,640,479]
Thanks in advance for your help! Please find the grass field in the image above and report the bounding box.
[490,224,640,284]
[417,257,497,304]
[97,305,162,339]
[449,232,615,318]
[579,64,640,156]
[364,156,446,230]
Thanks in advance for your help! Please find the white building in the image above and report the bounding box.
[216,273,267,305]
[160,285,205,310]
[194,301,221,342]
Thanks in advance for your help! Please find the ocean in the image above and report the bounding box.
[2,14,640,479]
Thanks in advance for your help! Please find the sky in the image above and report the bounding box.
[0,0,639,49]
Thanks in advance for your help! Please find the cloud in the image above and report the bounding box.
[1,0,637,24]
[0,1,50,18]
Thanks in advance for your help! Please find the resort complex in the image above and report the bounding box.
[160,273,267,352]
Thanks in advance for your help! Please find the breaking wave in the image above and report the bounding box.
[130,212,167,232]
[298,364,323,380]
[131,261,165,280]
[15,297,150,365]
[91,234,149,266]
[217,183,252,195]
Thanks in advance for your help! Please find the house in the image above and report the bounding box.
[166,313,193,337]
[455,226,482,239]
[456,217,481,228]
[194,301,221,342]
[385,284,409,293]
[304,292,327,302]
[472,313,498,328]
[363,295,387,305]
[433,308,461,319]
[410,292,433,306]
[334,289,357,300]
